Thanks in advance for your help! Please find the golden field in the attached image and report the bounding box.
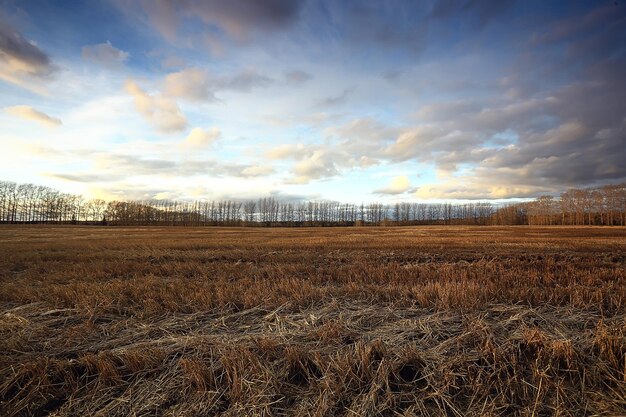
[1,226,625,416]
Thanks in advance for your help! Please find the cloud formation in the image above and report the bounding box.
[124,80,187,133]
[78,152,273,180]
[318,88,353,107]
[5,105,61,127]
[82,41,129,67]
[182,127,221,148]
[220,69,272,92]
[0,20,54,91]
[163,68,216,101]
[123,0,304,43]
[2,1,626,202]
[163,68,272,101]
[290,150,339,184]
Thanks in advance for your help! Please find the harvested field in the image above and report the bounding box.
[1,225,625,416]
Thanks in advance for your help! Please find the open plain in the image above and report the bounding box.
[1,226,625,416]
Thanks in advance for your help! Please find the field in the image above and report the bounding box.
[1,226,625,416]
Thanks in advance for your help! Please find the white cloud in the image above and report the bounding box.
[120,0,305,44]
[163,68,215,101]
[241,165,274,177]
[124,79,187,133]
[182,127,221,148]
[383,126,440,161]
[4,105,62,127]
[414,178,543,200]
[374,175,411,195]
[265,143,308,160]
[289,150,338,184]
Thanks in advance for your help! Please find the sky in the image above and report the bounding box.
[1,0,625,203]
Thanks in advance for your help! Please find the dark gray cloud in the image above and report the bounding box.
[315,50,626,197]
[0,23,51,73]
[0,18,54,88]
[190,0,305,32]
[121,0,305,42]
[379,66,626,195]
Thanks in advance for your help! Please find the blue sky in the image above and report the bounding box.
[1,0,625,202]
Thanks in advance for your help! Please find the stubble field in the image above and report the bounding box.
[0,226,625,416]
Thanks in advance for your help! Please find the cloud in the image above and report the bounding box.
[265,144,342,183]
[374,176,411,195]
[289,150,339,184]
[265,120,400,185]
[122,0,305,43]
[265,141,376,184]
[324,117,399,154]
[4,105,62,127]
[182,127,221,148]
[414,179,543,200]
[95,153,177,173]
[265,143,309,160]
[318,88,353,107]
[124,79,187,133]
[268,56,626,196]
[7,1,626,202]
[285,70,312,84]
[219,69,273,92]
[382,126,442,162]
[191,0,304,35]
[163,68,272,101]
[0,20,54,91]
[310,57,624,198]
[82,41,129,67]
[163,68,216,101]
[45,148,277,184]
[240,165,275,177]
[47,173,123,183]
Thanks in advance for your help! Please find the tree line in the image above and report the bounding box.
[1,180,624,226]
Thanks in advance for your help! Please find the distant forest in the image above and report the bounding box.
[1,180,625,227]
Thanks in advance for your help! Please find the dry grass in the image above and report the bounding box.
[0,225,625,416]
